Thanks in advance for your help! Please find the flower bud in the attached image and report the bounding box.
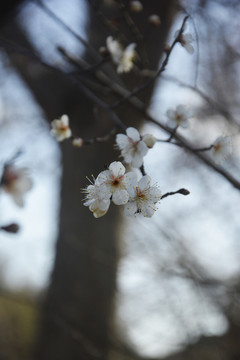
[142,134,156,148]
[72,138,83,148]
[148,14,161,26]
[129,1,143,12]
[1,223,20,234]
[99,46,108,57]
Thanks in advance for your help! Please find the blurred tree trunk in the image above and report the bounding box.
[1,1,176,359]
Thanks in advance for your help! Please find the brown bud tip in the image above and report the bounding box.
[99,46,109,57]
[178,188,190,196]
[1,223,20,234]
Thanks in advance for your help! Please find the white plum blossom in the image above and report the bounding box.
[83,179,111,218]
[166,105,192,129]
[116,127,149,168]
[106,36,136,73]
[124,175,161,217]
[211,136,232,165]
[0,165,33,207]
[96,161,136,205]
[51,114,72,142]
[175,31,194,54]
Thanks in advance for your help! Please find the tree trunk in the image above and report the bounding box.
[1,1,176,359]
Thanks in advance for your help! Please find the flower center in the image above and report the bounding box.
[111,174,124,187]
[128,137,140,147]
[60,125,69,131]
[136,187,146,200]
[214,143,221,152]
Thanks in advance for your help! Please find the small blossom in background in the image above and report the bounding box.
[148,14,161,26]
[116,127,149,168]
[106,37,136,73]
[124,175,161,217]
[72,138,83,148]
[211,136,232,165]
[166,105,192,129]
[175,31,194,54]
[51,114,72,142]
[106,36,123,65]
[129,1,143,12]
[0,165,33,207]
[118,43,136,73]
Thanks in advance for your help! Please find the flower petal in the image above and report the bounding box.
[131,153,144,168]
[141,203,156,217]
[126,127,140,142]
[124,201,138,216]
[112,189,129,205]
[137,140,148,157]
[96,170,110,185]
[116,134,129,149]
[124,172,138,198]
[61,114,69,126]
[109,161,125,177]
[139,175,151,191]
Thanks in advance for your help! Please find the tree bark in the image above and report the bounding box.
[1,1,176,359]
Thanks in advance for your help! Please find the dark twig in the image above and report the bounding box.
[161,188,190,200]
[0,38,126,132]
[0,223,20,234]
[162,74,240,129]
[2,37,240,192]
[33,0,101,61]
[139,164,146,176]
[110,16,189,110]
[79,128,117,146]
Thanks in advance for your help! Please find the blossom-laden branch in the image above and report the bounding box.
[1,3,238,222]
[2,33,235,194]
[161,188,190,200]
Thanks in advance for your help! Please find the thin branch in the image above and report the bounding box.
[0,38,126,131]
[2,38,240,191]
[162,74,240,129]
[161,188,190,199]
[77,127,117,146]
[33,0,101,61]
[110,16,189,110]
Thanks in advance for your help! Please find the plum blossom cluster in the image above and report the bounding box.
[83,161,161,218]
[83,126,160,218]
